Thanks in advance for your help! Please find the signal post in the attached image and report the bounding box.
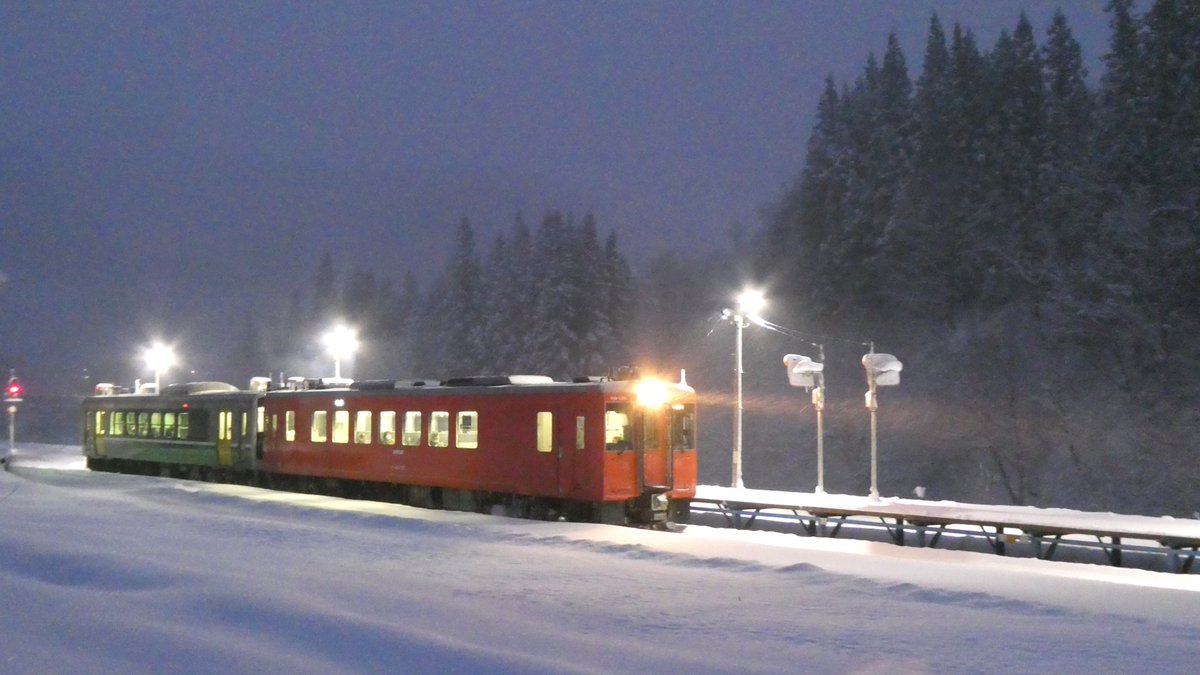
[4,371,24,468]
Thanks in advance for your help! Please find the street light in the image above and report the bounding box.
[323,325,358,380]
[723,288,765,489]
[144,343,175,394]
[862,345,903,500]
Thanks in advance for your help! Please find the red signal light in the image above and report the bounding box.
[5,381,23,399]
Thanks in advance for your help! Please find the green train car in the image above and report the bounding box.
[83,382,264,477]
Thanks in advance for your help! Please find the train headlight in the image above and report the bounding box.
[635,379,669,408]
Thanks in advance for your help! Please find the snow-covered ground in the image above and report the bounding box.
[3,445,1199,674]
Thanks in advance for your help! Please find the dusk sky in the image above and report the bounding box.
[2,1,1110,391]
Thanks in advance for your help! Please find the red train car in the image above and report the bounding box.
[259,374,697,524]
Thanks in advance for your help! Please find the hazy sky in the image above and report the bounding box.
[1,1,1110,390]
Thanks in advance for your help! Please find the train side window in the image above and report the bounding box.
[257,407,265,435]
[379,411,397,445]
[576,416,585,450]
[127,412,138,437]
[95,411,106,436]
[536,412,553,453]
[138,412,151,438]
[164,412,176,439]
[456,411,478,449]
[604,403,632,452]
[332,410,350,443]
[150,412,163,438]
[285,411,296,441]
[402,411,422,446]
[354,411,372,444]
[669,404,696,451]
[429,411,449,448]
[312,411,328,443]
[111,411,124,436]
[178,412,189,439]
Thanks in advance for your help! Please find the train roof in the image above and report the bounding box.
[86,373,695,402]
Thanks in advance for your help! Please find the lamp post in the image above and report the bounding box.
[144,343,175,394]
[783,350,825,493]
[862,345,903,500]
[724,289,765,489]
[323,325,359,380]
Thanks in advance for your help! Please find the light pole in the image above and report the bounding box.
[862,345,903,500]
[144,343,175,394]
[323,325,359,380]
[783,350,826,493]
[724,289,765,489]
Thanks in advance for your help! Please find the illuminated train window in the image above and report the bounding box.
[536,412,553,453]
[332,410,350,443]
[456,411,478,449]
[604,403,632,452]
[379,411,397,445]
[429,412,450,447]
[402,411,422,446]
[285,411,296,442]
[311,411,328,443]
[354,411,372,444]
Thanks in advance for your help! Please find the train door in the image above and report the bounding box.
[217,409,234,466]
[555,406,588,498]
[638,407,672,491]
[86,409,107,457]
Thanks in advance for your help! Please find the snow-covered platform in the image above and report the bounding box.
[692,485,1200,572]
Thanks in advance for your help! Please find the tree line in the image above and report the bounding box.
[238,211,635,383]
[758,0,1199,511]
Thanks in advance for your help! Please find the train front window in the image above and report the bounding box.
[668,404,696,451]
[643,412,659,449]
[605,403,632,452]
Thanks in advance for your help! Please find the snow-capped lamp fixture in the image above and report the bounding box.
[723,287,766,490]
[784,352,827,494]
[862,344,903,501]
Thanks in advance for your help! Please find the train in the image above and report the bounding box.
[82,372,697,526]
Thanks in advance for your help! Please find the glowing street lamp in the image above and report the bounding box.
[722,288,765,489]
[144,343,175,394]
[323,325,359,379]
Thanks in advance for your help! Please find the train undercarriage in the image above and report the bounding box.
[85,456,689,528]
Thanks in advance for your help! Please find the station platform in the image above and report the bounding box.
[691,485,1200,573]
